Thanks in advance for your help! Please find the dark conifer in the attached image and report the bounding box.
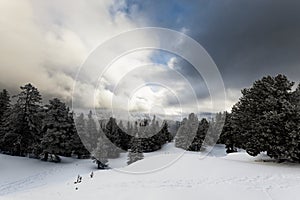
[3,84,42,156]
[41,98,74,162]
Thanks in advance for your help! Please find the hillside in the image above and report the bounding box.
[1,144,300,200]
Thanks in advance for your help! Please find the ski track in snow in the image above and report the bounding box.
[81,174,300,191]
[0,165,62,195]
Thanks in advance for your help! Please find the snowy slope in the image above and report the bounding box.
[1,144,300,200]
[0,154,94,196]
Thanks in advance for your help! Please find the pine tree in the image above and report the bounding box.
[157,121,172,145]
[285,83,300,161]
[218,112,237,153]
[127,133,144,165]
[105,117,132,151]
[175,118,188,149]
[85,111,99,151]
[41,98,74,162]
[175,113,199,150]
[188,118,209,151]
[71,112,90,158]
[213,112,226,144]
[126,121,133,136]
[75,113,86,138]
[0,89,10,150]
[0,89,10,122]
[3,84,43,156]
[231,75,298,161]
[92,131,110,169]
[140,119,159,152]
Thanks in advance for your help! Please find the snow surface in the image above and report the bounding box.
[1,144,300,200]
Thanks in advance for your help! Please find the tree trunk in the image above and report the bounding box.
[42,152,49,161]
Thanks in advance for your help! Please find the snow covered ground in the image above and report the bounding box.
[1,143,300,200]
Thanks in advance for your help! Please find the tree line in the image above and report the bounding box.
[0,84,173,167]
[92,116,173,168]
[0,74,299,167]
[174,74,300,163]
[0,84,89,162]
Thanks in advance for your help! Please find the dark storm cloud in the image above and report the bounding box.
[127,0,300,89]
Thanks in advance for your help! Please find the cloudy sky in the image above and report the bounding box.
[0,0,299,118]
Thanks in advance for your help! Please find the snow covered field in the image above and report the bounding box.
[1,144,300,200]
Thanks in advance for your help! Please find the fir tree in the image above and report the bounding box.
[175,113,199,150]
[105,117,132,151]
[0,89,10,122]
[231,74,298,161]
[140,120,160,152]
[71,112,90,158]
[92,131,109,169]
[127,133,144,165]
[285,83,300,161]
[213,112,226,144]
[0,89,10,150]
[218,112,237,153]
[3,84,42,156]
[188,118,209,151]
[160,121,173,143]
[126,121,133,136]
[85,111,99,151]
[41,98,74,162]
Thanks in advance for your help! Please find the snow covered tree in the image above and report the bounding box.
[133,117,172,153]
[126,121,133,136]
[0,89,10,122]
[2,84,43,156]
[0,89,10,150]
[231,74,299,161]
[188,118,209,151]
[85,111,99,151]
[175,118,188,149]
[168,120,181,138]
[292,83,300,107]
[218,112,237,153]
[92,131,110,169]
[213,112,226,144]
[71,112,90,158]
[75,113,86,138]
[105,117,132,151]
[157,121,172,145]
[136,118,155,152]
[175,113,199,150]
[41,98,74,162]
[127,133,144,165]
[284,83,300,161]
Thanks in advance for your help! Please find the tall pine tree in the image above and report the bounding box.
[71,112,90,158]
[218,112,237,153]
[41,98,74,162]
[231,75,299,161]
[127,132,144,165]
[105,117,132,151]
[188,118,209,151]
[0,89,10,150]
[92,130,110,169]
[85,110,99,151]
[175,113,199,150]
[3,84,42,156]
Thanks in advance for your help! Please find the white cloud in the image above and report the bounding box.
[167,57,177,70]
[0,0,236,117]
[0,0,141,103]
